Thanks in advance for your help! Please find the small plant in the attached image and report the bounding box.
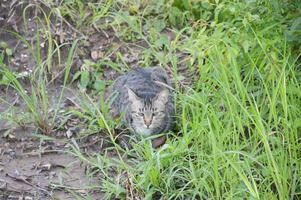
[0,41,14,58]
[0,12,78,134]
[72,59,107,93]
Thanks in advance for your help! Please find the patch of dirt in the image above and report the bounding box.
[0,128,104,200]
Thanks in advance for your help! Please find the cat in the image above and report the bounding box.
[106,67,174,136]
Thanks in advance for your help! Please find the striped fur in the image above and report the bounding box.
[106,67,175,136]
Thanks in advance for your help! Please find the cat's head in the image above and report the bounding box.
[127,87,169,136]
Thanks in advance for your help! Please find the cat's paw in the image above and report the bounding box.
[152,135,166,148]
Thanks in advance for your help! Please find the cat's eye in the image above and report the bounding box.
[138,112,144,116]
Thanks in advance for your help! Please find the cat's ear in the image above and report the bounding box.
[154,89,169,104]
[127,87,140,102]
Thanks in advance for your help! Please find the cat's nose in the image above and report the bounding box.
[144,117,152,128]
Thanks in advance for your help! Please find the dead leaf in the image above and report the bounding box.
[66,129,73,138]
[91,50,103,61]
[152,136,166,148]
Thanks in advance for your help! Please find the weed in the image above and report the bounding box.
[0,9,78,134]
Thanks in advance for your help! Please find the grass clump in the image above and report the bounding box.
[0,6,79,134]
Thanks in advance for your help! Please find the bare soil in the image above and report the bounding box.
[0,127,106,200]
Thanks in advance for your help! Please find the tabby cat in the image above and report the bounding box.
[106,67,174,136]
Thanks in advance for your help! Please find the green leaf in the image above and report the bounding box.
[0,41,8,49]
[80,71,90,88]
[201,2,213,10]
[5,48,13,56]
[93,79,106,91]
[155,35,170,49]
[153,19,166,32]
[71,71,83,83]
[242,40,250,53]
[168,7,182,27]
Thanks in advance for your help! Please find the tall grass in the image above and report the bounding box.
[83,43,299,199]
[66,0,301,199]
[0,6,79,134]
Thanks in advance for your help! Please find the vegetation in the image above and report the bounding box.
[0,0,300,199]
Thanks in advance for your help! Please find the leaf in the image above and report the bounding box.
[0,41,8,49]
[80,71,90,88]
[153,19,166,32]
[201,2,213,10]
[71,71,82,83]
[168,6,182,27]
[3,129,14,138]
[93,79,106,91]
[5,48,13,56]
[242,40,250,53]
[294,118,301,129]
[155,35,170,49]
[129,5,139,14]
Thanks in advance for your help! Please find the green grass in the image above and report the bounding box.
[1,0,300,199]
[0,7,78,134]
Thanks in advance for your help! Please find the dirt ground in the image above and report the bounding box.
[0,1,113,199]
[0,128,104,199]
[0,86,107,199]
